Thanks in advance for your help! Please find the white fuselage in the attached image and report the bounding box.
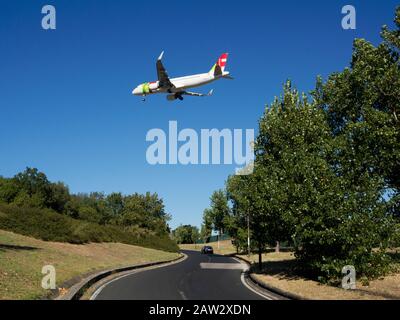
[168,73,216,92]
[133,71,229,96]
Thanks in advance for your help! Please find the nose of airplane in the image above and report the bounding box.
[132,86,142,95]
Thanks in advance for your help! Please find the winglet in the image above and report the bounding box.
[158,51,164,61]
[208,89,214,96]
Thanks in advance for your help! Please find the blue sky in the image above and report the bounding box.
[0,0,398,229]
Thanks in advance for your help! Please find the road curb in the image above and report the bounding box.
[231,254,306,300]
[55,254,185,300]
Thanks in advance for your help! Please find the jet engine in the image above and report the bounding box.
[167,93,184,101]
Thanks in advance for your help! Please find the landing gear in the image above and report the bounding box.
[166,93,184,101]
[175,93,184,101]
[142,95,146,102]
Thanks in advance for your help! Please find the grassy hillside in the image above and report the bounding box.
[0,204,178,252]
[0,229,180,299]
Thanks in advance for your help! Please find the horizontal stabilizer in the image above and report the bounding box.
[178,89,214,97]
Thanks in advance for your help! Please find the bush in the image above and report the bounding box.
[0,204,178,252]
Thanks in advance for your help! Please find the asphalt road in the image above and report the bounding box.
[93,250,269,300]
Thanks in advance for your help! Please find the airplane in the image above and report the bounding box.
[132,52,233,101]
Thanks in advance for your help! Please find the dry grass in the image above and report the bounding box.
[355,274,400,299]
[238,252,400,300]
[0,229,180,300]
[179,240,236,255]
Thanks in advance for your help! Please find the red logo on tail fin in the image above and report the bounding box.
[217,53,228,70]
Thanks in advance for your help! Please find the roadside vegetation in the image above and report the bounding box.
[172,225,200,245]
[0,168,178,252]
[199,7,400,285]
[0,204,177,252]
[179,239,236,256]
[0,229,180,300]
[239,251,400,300]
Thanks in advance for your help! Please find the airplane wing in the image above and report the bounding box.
[181,89,214,97]
[156,51,175,90]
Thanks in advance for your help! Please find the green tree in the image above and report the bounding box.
[200,223,211,243]
[315,7,400,193]
[222,211,247,254]
[78,205,102,223]
[201,7,399,282]
[226,166,287,268]
[13,167,52,208]
[257,81,394,281]
[201,208,213,241]
[118,192,171,234]
[0,169,175,243]
[48,182,71,213]
[207,190,230,234]
[106,192,124,216]
[225,174,251,254]
[173,225,200,244]
[64,196,81,219]
[0,177,19,203]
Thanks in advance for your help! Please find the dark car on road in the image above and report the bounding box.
[201,246,214,254]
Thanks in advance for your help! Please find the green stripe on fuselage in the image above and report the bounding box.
[142,83,150,94]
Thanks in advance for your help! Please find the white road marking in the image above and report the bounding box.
[233,258,282,301]
[90,253,282,301]
[179,290,188,300]
[90,272,136,300]
[90,254,188,300]
[200,262,245,270]
[240,272,276,300]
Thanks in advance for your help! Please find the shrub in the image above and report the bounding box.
[0,203,178,252]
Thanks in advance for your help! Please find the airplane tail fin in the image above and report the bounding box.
[209,53,229,77]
